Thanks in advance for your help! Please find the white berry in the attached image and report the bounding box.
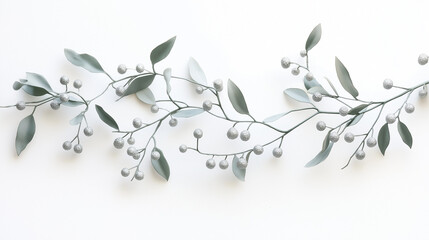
[329,132,340,143]
[237,157,248,169]
[193,129,203,139]
[281,57,290,69]
[121,168,130,177]
[132,118,143,128]
[134,170,144,180]
[202,100,213,111]
[312,92,322,102]
[344,132,355,143]
[115,86,125,96]
[419,89,427,98]
[355,150,365,160]
[59,93,69,102]
[206,159,216,169]
[114,138,124,149]
[240,130,251,141]
[150,105,159,113]
[291,68,300,76]
[62,141,72,150]
[83,127,93,137]
[127,137,135,145]
[383,79,393,90]
[227,127,239,140]
[73,144,83,154]
[300,50,307,57]
[213,79,223,92]
[195,86,204,94]
[60,76,69,85]
[73,79,82,89]
[219,159,229,170]
[136,64,144,73]
[151,151,161,161]
[316,121,326,131]
[339,106,349,116]
[366,137,377,148]
[404,103,415,113]
[179,144,187,153]
[16,101,26,111]
[418,53,428,65]
[127,147,137,156]
[117,64,127,74]
[253,145,264,155]
[169,118,178,127]
[272,147,283,158]
[385,113,396,124]
[305,72,314,81]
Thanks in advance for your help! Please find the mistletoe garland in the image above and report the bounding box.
[1,24,428,181]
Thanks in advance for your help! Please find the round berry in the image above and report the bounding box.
[344,132,355,143]
[366,137,377,148]
[419,89,427,98]
[115,86,125,96]
[329,132,340,143]
[202,100,213,111]
[193,129,203,139]
[418,53,428,65]
[206,159,216,169]
[312,92,322,102]
[62,141,72,150]
[169,118,178,127]
[316,121,326,131]
[16,101,26,111]
[195,86,204,94]
[179,144,187,153]
[133,153,141,160]
[272,147,283,158]
[13,81,23,90]
[134,170,144,180]
[117,64,127,74]
[60,76,69,85]
[127,147,137,156]
[50,101,60,110]
[281,57,291,69]
[253,145,264,155]
[132,118,143,128]
[339,106,349,116]
[59,93,69,102]
[127,137,135,145]
[213,79,224,92]
[73,79,82,89]
[151,151,161,161]
[237,157,248,169]
[404,103,415,113]
[385,113,396,124]
[305,72,314,81]
[219,159,229,170]
[383,79,393,90]
[300,50,307,57]
[73,144,83,154]
[136,64,144,73]
[240,130,251,141]
[355,150,365,160]
[291,67,300,76]
[121,168,130,177]
[227,127,239,140]
[83,127,93,137]
[150,105,159,113]
[114,138,124,149]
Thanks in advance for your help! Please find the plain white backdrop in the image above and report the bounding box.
[1,0,429,239]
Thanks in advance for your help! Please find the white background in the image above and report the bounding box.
[1,0,429,239]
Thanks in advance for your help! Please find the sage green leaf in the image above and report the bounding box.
[304,77,329,94]
[22,85,49,96]
[232,154,248,181]
[163,68,172,93]
[347,112,365,127]
[64,49,105,73]
[62,100,84,107]
[378,123,390,155]
[335,57,359,98]
[305,23,322,52]
[348,104,369,115]
[284,88,311,103]
[227,79,249,115]
[173,108,204,118]
[69,113,84,125]
[151,148,170,181]
[95,105,119,130]
[150,36,176,66]
[397,120,412,148]
[136,88,156,105]
[305,131,333,167]
[122,74,155,97]
[25,72,53,92]
[263,112,287,123]
[324,77,338,96]
[188,57,207,84]
[15,115,36,156]
[307,86,329,95]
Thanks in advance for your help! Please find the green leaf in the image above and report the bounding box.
[304,77,329,95]
[347,113,365,127]
[151,148,170,181]
[122,74,155,97]
[397,120,413,148]
[378,123,390,155]
[62,100,85,107]
[69,113,84,125]
[95,105,119,130]
[232,154,248,181]
[15,115,36,156]
[173,108,204,118]
[263,112,287,123]
[150,36,176,66]
[188,57,207,84]
[25,72,53,92]
[305,131,333,167]
[163,68,172,93]
[22,85,49,96]
[335,57,359,98]
[284,88,311,103]
[308,86,329,95]
[136,88,156,105]
[348,104,369,115]
[324,77,338,96]
[64,49,105,73]
[227,79,249,115]
[305,23,322,52]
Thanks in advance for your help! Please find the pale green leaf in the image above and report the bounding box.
[163,68,172,93]
[64,49,105,73]
[123,74,155,97]
[348,104,369,115]
[263,112,287,123]
[136,88,156,105]
[15,115,36,156]
[173,108,204,118]
[397,120,412,148]
[188,57,207,84]
[305,131,333,167]
[378,123,390,155]
[151,148,170,181]
[284,88,311,103]
[95,105,119,130]
[335,57,359,98]
[305,24,322,52]
[227,79,249,115]
[232,154,248,181]
[69,113,84,125]
[150,36,176,66]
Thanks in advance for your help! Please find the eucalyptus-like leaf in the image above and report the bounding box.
[397,120,413,148]
[305,131,333,167]
[173,108,204,118]
[188,57,207,84]
[62,100,85,107]
[304,77,329,95]
[136,88,156,105]
[150,36,176,66]
[347,112,366,127]
[25,72,53,92]
[305,23,322,52]
[324,77,338,96]
[284,88,311,103]
[151,148,170,181]
[378,123,390,155]
[335,57,359,98]
[95,105,119,130]
[308,86,329,95]
[263,112,287,123]
[348,104,369,115]
[15,115,36,156]
[64,49,105,73]
[232,154,247,181]
[227,79,249,115]
[122,74,155,97]
[163,68,172,93]
[69,113,84,125]
[22,85,49,96]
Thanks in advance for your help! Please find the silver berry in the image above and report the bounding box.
[281,57,291,69]
[291,67,300,76]
[240,130,251,141]
[339,106,349,116]
[132,118,143,128]
[202,100,213,111]
[329,132,340,143]
[206,159,216,169]
[50,100,60,110]
[193,128,203,139]
[366,137,377,148]
[151,151,161,161]
[213,79,224,92]
[195,86,204,94]
[121,168,130,177]
[383,79,393,90]
[73,79,82,89]
[227,127,239,140]
[150,105,159,113]
[385,113,396,124]
[114,138,125,149]
[179,144,187,153]
[219,159,229,170]
[115,86,125,96]
[127,147,137,156]
[127,137,135,145]
[355,150,366,160]
[418,53,428,65]
[237,157,248,169]
[312,92,322,102]
[404,103,415,113]
[300,50,307,57]
[134,170,144,180]
[117,64,127,74]
[136,64,145,73]
[419,88,427,98]
[59,93,69,102]
[316,121,326,131]
[73,144,83,154]
[62,141,72,150]
[305,72,314,81]
[60,76,69,85]
[16,101,26,111]
[83,127,93,137]
[133,153,141,160]
[344,132,355,143]
[272,147,283,158]
[253,145,264,155]
[169,118,178,127]
[13,81,23,90]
